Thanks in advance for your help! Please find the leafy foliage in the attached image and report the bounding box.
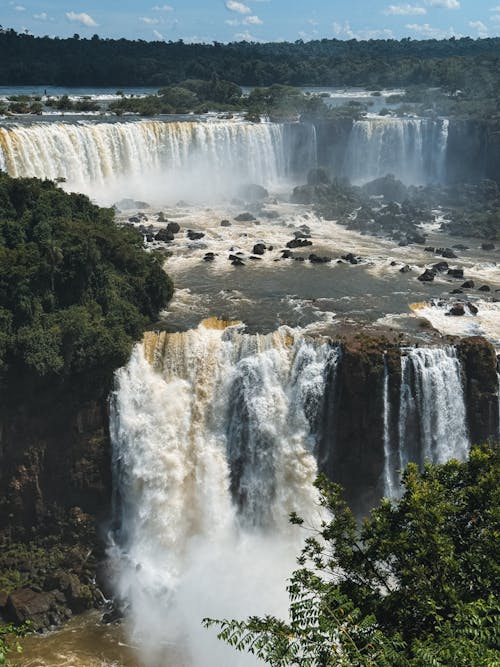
[0,173,173,403]
[205,445,500,665]
[0,623,29,667]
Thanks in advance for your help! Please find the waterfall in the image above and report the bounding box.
[382,355,397,498]
[396,347,469,484]
[344,117,449,185]
[0,119,300,203]
[109,320,334,666]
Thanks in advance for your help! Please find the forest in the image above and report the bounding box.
[1,28,500,93]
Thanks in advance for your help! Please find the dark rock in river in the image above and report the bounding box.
[286,238,313,249]
[154,229,174,242]
[447,268,464,279]
[234,212,256,222]
[418,269,435,282]
[252,243,266,255]
[441,248,458,259]
[451,289,463,294]
[220,219,232,227]
[399,264,411,273]
[309,253,332,264]
[482,242,496,251]
[448,303,466,316]
[478,285,491,292]
[433,261,449,273]
[167,222,181,234]
[467,302,479,315]
[187,230,205,241]
[462,280,475,288]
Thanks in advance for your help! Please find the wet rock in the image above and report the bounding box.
[220,219,232,227]
[128,216,140,224]
[451,289,463,294]
[156,212,166,222]
[441,248,457,259]
[6,589,58,629]
[187,230,205,241]
[398,239,408,247]
[482,242,496,251]
[294,256,306,262]
[447,268,464,279]
[154,229,174,243]
[238,184,269,201]
[115,198,150,211]
[390,261,397,266]
[281,249,293,259]
[432,261,449,273]
[234,212,256,222]
[231,257,245,267]
[252,243,266,256]
[249,255,262,260]
[418,269,435,282]
[453,244,469,251]
[342,253,359,265]
[203,253,215,262]
[462,280,475,288]
[467,302,479,315]
[309,254,332,264]
[286,238,313,249]
[294,230,311,239]
[399,264,412,273]
[478,285,491,292]
[167,222,181,234]
[408,232,426,245]
[424,247,435,253]
[448,303,465,316]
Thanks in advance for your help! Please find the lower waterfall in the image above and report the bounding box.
[109,321,333,666]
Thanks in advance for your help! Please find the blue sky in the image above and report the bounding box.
[1,0,498,43]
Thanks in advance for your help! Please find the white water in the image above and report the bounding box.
[345,117,449,184]
[0,120,290,204]
[382,356,397,499]
[397,347,469,475]
[109,321,334,667]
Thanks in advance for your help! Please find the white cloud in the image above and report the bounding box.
[489,5,500,10]
[33,12,48,20]
[153,29,164,40]
[384,4,426,15]
[225,18,240,25]
[405,21,458,37]
[14,5,26,10]
[425,0,460,8]
[490,14,500,21]
[226,1,251,14]
[469,20,488,37]
[152,4,173,10]
[140,16,160,24]
[333,21,394,40]
[65,11,98,27]
[244,15,263,24]
[234,30,256,40]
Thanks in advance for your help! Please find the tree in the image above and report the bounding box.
[205,445,500,666]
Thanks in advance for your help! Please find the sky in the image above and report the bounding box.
[1,0,499,43]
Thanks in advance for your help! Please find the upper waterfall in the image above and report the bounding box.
[0,119,306,203]
[344,117,449,185]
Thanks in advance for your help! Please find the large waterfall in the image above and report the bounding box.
[109,321,332,666]
[0,120,301,203]
[344,117,449,185]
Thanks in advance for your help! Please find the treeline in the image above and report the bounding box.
[0,174,173,405]
[1,28,500,92]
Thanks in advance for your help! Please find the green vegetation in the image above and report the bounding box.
[0,173,173,404]
[0,623,28,666]
[206,445,500,666]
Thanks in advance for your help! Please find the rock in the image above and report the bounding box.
[102,602,122,625]
[154,229,174,242]
[451,289,463,294]
[390,261,397,267]
[249,255,262,260]
[220,219,232,227]
[286,238,313,249]
[398,239,408,247]
[342,253,359,265]
[448,303,465,316]
[187,230,205,241]
[234,212,256,222]
[399,264,411,273]
[453,244,469,251]
[418,269,435,282]
[424,247,435,253]
[252,243,266,256]
[281,249,293,259]
[231,257,245,267]
[115,198,149,211]
[294,230,311,239]
[441,248,457,259]
[6,589,58,629]
[432,261,449,273]
[478,285,491,292]
[203,253,215,262]
[482,242,495,251]
[467,302,479,315]
[128,216,140,223]
[238,184,269,201]
[309,253,331,264]
[156,212,166,222]
[167,222,181,234]
[408,232,426,245]
[462,280,475,288]
[447,268,464,279]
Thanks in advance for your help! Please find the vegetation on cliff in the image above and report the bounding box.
[0,173,173,404]
[206,444,500,666]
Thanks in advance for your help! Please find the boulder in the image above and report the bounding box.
[447,268,464,279]
[342,253,360,265]
[399,264,411,273]
[231,257,245,267]
[441,248,457,259]
[462,280,475,288]
[203,253,215,262]
[234,212,256,222]
[482,242,495,251]
[424,247,435,253]
[467,302,479,315]
[432,261,449,273]
[187,230,205,241]
[451,289,463,294]
[6,589,58,628]
[448,303,465,316]
[453,244,469,251]
[286,238,313,249]
[154,229,174,243]
[252,243,266,256]
[478,285,491,292]
[167,222,181,234]
[418,269,435,282]
[309,254,332,264]
[220,219,232,227]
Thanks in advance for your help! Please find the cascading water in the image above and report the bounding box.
[344,117,449,185]
[393,347,469,493]
[0,120,303,203]
[109,320,335,667]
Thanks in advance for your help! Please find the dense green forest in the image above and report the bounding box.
[1,28,500,92]
[0,173,173,404]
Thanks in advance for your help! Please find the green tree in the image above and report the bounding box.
[205,445,500,666]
